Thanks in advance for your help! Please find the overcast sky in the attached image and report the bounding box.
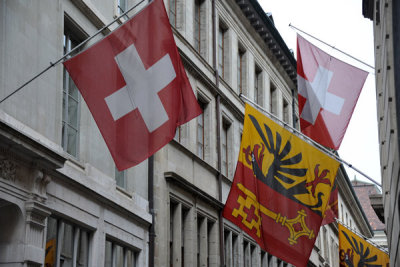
[259,0,381,185]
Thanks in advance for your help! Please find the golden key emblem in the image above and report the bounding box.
[232,183,315,245]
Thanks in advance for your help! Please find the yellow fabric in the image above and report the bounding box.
[240,103,340,216]
[45,238,56,267]
[339,223,389,266]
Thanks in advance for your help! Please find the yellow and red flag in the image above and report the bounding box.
[322,180,338,225]
[223,104,339,267]
[339,223,389,267]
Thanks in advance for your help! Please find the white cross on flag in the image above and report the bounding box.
[63,0,202,170]
[297,34,368,150]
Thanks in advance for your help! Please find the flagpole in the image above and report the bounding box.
[336,219,389,254]
[289,24,375,71]
[0,0,147,105]
[239,93,382,187]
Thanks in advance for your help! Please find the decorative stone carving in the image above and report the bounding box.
[32,169,51,197]
[0,159,16,182]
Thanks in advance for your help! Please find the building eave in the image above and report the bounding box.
[236,0,297,87]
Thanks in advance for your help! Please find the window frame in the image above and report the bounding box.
[237,48,245,94]
[254,66,262,105]
[62,28,82,158]
[169,0,177,28]
[45,216,90,267]
[117,0,127,15]
[105,238,138,267]
[115,167,127,189]
[194,0,202,53]
[196,99,207,159]
[218,24,226,78]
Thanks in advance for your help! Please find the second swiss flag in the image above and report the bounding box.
[297,34,368,150]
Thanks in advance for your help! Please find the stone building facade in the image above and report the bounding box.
[363,0,400,265]
[0,0,372,266]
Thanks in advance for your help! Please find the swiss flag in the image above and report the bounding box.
[297,34,368,150]
[63,0,202,170]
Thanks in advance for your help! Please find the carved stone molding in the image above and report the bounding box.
[24,200,51,264]
[32,169,51,197]
[0,158,17,182]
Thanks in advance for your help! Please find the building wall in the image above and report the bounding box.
[0,0,151,266]
[364,0,400,265]
[0,0,373,266]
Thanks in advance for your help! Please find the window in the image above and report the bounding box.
[221,120,230,177]
[174,126,181,142]
[207,220,216,266]
[283,99,289,123]
[197,100,207,159]
[224,229,239,267]
[194,0,203,52]
[250,243,257,266]
[243,240,250,267]
[260,251,267,267]
[117,0,127,15]
[237,48,245,93]
[323,227,329,260]
[197,216,203,267]
[269,81,277,115]
[218,25,226,78]
[254,66,262,104]
[169,200,191,266]
[340,204,344,221]
[115,167,126,189]
[169,202,176,266]
[169,0,177,27]
[105,239,137,267]
[62,30,81,157]
[45,217,90,267]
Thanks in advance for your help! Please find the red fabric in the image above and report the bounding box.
[63,0,201,170]
[297,34,368,150]
[223,162,323,267]
[321,185,338,225]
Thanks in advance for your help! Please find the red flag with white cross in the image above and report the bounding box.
[297,34,368,150]
[63,0,202,170]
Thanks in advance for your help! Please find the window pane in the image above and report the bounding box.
[45,217,57,267]
[194,1,200,51]
[105,241,112,267]
[62,92,67,123]
[67,126,77,156]
[115,245,124,267]
[126,250,135,267]
[61,223,74,267]
[68,97,78,128]
[169,0,176,26]
[118,0,126,14]
[63,31,81,156]
[115,168,126,188]
[77,230,89,267]
[69,77,79,99]
[197,144,203,159]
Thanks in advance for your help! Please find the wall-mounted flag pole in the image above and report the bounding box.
[297,34,368,150]
[338,222,389,266]
[0,0,148,105]
[290,24,375,71]
[239,94,381,187]
[63,0,202,170]
[223,103,340,267]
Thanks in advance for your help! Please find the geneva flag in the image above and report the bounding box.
[297,34,368,150]
[223,104,340,267]
[339,223,389,267]
[63,0,202,170]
